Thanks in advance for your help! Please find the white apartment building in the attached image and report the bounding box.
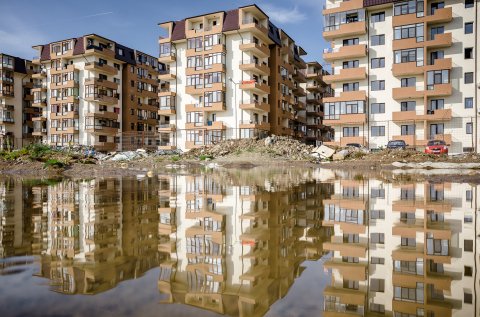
[322,0,479,154]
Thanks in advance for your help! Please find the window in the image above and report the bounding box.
[465,0,474,8]
[464,292,473,304]
[430,50,444,63]
[371,257,385,264]
[401,77,416,87]
[431,2,444,14]
[343,60,359,69]
[343,279,359,290]
[465,97,473,109]
[371,233,385,244]
[343,38,359,46]
[370,279,385,292]
[394,0,424,16]
[465,22,473,34]
[325,100,365,119]
[371,58,385,69]
[343,82,359,92]
[430,26,444,40]
[427,69,449,89]
[430,123,444,136]
[343,127,359,137]
[394,283,424,303]
[370,303,385,314]
[402,237,416,247]
[465,47,473,59]
[371,12,385,22]
[466,122,473,134]
[371,80,385,91]
[371,103,385,114]
[371,35,385,46]
[370,210,385,219]
[429,99,444,112]
[401,101,416,111]
[371,126,385,136]
[465,72,474,84]
[118,48,124,56]
[465,266,473,277]
[371,188,385,198]
[394,23,424,41]
[464,240,473,252]
[401,124,415,135]
[395,48,423,65]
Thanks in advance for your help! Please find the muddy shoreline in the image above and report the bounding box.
[2,157,480,184]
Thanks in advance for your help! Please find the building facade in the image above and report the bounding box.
[31,34,160,152]
[158,5,330,151]
[0,54,36,150]
[323,0,479,154]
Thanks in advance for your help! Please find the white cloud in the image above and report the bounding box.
[262,4,307,24]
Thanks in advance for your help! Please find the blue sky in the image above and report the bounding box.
[0,0,328,64]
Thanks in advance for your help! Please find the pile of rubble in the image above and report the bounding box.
[185,136,319,161]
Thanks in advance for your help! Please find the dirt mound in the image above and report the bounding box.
[184,136,315,161]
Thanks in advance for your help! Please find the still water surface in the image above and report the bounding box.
[0,167,477,317]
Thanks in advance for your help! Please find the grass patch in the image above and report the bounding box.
[171,155,181,162]
[43,159,66,169]
[199,154,213,161]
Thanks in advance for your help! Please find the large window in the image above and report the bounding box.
[394,23,424,41]
[401,101,416,111]
[325,100,365,119]
[394,283,424,303]
[343,127,360,137]
[324,9,366,31]
[371,126,385,136]
[427,70,449,89]
[401,124,415,135]
[401,77,416,87]
[394,48,424,65]
[394,0,424,16]
[187,36,203,51]
[204,34,223,49]
[204,53,225,69]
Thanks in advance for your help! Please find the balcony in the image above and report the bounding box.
[426,83,452,97]
[240,18,269,38]
[158,143,176,151]
[240,100,269,112]
[323,44,367,62]
[293,70,306,83]
[158,124,176,132]
[85,125,119,135]
[49,80,79,89]
[84,93,119,105]
[323,241,367,258]
[85,45,115,59]
[158,106,176,116]
[51,111,79,120]
[324,67,366,84]
[392,86,425,100]
[50,64,76,75]
[240,80,270,94]
[185,82,225,95]
[239,60,270,76]
[31,84,47,93]
[158,70,176,81]
[86,111,119,121]
[186,24,223,38]
[392,62,424,77]
[323,21,366,40]
[32,70,46,79]
[185,102,226,112]
[50,127,79,135]
[85,78,118,90]
[393,7,452,26]
[0,117,14,124]
[323,0,363,14]
[239,120,270,131]
[84,62,118,76]
[392,109,452,122]
[324,260,367,281]
[32,128,47,136]
[425,33,452,49]
[94,142,117,152]
[158,52,176,64]
[158,89,176,98]
[186,121,226,131]
[324,113,366,126]
[306,107,323,117]
[32,99,47,107]
[239,42,270,58]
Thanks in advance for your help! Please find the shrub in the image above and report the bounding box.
[27,143,52,160]
[199,154,213,161]
[43,159,65,169]
[171,155,181,162]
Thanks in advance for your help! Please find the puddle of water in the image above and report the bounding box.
[0,166,478,317]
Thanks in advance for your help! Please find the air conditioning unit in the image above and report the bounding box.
[41,128,47,133]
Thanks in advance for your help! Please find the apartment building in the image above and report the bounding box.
[31,34,160,152]
[322,0,479,154]
[304,62,335,146]
[0,54,36,150]
[322,178,479,316]
[158,5,330,151]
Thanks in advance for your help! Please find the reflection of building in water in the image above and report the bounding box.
[0,179,32,258]
[322,179,478,317]
[34,178,160,294]
[158,174,332,316]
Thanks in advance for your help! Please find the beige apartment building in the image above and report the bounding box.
[31,34,160,152]
[323,0,479,154]
[158,4,331,151]
[0,54,37,150]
